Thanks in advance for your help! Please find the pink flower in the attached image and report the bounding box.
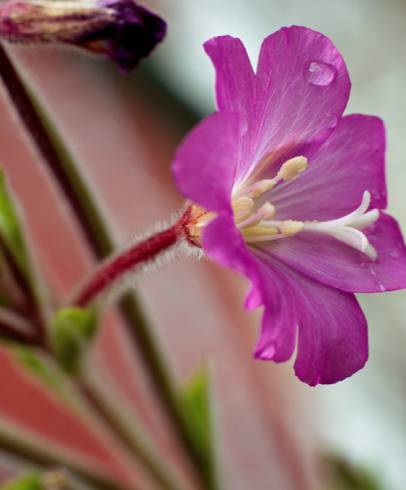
[173,26,406,386]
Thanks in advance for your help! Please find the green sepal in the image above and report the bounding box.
[178,367,215,485]
[0,170,48,314]
[13,346,67,399]
[2,472,43,490]
[51,307,98,375]
[0,170,30,275]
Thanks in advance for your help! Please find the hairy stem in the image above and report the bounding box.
[0,45,216,488]
[75,224,182,307]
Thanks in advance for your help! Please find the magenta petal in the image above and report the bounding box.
[172,112,239,212]
[203,214,298,363]
[291,267,368,386]
[258,115,404,293]
[253,260,297,363]
[253,252,368,385]
[259,213,406,293]
[203,216,368,385]
[271,114,387,221]
[204,35,258,187]
[248,26,350,182]
[204,35,256,116]
[203,213,257,279]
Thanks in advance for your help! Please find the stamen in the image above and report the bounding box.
[228,160,379,262]
[245,233,286,243]
[232,196,255,223]
[259,202,276,218]
[277,156,308,181]
[279,220,304,236]
[234,156,308,200]
[249,179,276,197]
[234,178,276,199]
[242,225,279,238]
[237,202,275,229]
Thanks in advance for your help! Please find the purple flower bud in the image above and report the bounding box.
[0,0,167,72]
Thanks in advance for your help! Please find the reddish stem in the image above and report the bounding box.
[75,218,187,307]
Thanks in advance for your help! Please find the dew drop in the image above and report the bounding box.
[389,250,400,259]
[305,61,337,86]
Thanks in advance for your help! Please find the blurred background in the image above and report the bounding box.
[0,0,404,488]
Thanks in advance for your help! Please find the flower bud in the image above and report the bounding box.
[0,0,167,72]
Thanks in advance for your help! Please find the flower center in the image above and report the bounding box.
[233,156,379,260]
[185,155,379,260]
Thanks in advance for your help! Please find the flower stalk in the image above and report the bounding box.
[75,220,187,307]
[0,45,216,489]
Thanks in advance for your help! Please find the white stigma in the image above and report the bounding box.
[302,191,379,259]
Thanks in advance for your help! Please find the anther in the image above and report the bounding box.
[277,156,308,181]
[237,202,275,229]
[259,202,276,219]
[280,220,304,236]
[242,225,279,238]
[232,196,255,223]
[249,179,277,197]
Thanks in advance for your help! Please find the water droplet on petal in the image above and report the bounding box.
[389,250,400,259]
[305,61,337,86]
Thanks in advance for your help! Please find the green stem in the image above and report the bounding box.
[0,44,217,489]
[0,422,124,490]
[77,374,183,490]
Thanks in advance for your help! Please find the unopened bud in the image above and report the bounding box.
[51,306,98,375]
[0,0,167,72]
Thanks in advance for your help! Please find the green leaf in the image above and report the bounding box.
[325,455,383,490]
[3,472,43,490]
[0,170,30,275]
[178,368,215,485]
[13,346,67,399]
[51,307,98,375]
[0,169,50,326]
